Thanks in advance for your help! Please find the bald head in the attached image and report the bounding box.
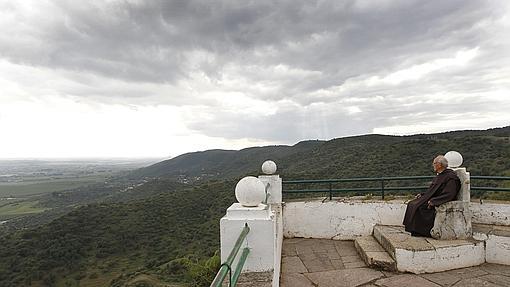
[433,155,448,173]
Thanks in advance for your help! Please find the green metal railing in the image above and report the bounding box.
[283,175,510,200]
[210,223,250,287]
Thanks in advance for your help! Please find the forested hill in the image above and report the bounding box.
[131,140,325,179]
[133,126,510,181]
[0,179,236,287]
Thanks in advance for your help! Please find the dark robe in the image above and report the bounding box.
[403,168,461,237]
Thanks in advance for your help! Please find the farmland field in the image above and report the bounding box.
[0,175,107,198]
[0,159,156,223]
[0,201,48,218]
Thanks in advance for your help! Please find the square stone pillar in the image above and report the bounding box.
[220,203,277,272]
[454,167,470,202]
[258,175,282,204]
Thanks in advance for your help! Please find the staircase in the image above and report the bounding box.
[354,235,396,271]
[355,224,489,274]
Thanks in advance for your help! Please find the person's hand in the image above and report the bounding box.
[427,200,433,209]
[415,194,422,199]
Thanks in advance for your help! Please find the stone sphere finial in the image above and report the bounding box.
[235,176,266,207]
[445,151,463,168]
[261,160,277,175]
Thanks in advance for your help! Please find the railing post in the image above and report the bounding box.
[329,182,332,200]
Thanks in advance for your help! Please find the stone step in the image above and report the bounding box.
[354,235,396,271]
[373,224,402,260]
[373,224,485,274]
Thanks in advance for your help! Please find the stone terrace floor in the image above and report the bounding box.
[280,238,510,287]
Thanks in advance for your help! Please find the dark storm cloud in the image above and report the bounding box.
[1,0,509,144]
[1,0,503,84]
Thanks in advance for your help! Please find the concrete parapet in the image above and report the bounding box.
[283,200,406,240]
[471,202,510,226]
[283,199,510,241]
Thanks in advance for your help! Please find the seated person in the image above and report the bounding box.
[403,155,461,237]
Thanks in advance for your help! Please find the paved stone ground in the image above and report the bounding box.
[280,238,510,287]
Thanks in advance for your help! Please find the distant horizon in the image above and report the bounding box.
[1,125,507,160]
[0,157,165,161]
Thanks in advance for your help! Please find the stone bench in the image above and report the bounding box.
[430,167,473,240]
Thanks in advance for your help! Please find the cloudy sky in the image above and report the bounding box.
[1,0,509,159]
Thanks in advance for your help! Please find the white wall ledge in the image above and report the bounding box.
[283,199,510,239]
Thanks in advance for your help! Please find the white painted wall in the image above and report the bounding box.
[283,200,510,240]
[471,202,510,226]
[283,200,407,240]
[220,203,276,272]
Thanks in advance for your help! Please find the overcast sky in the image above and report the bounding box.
[1,0,509,159]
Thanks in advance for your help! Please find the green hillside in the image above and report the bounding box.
[0,179,236,287]
[134,126,510,181]
[131,140,325,180]
[283,131,510,179]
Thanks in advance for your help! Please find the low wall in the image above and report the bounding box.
[283,200,405,240]
[470,202,510,226]
[283,199,510,239]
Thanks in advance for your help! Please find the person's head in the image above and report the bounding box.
[432,155,448,173]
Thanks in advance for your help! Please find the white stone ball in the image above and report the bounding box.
[445,151,463,168]
[261,160,277,175]
[235,176,266,207]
